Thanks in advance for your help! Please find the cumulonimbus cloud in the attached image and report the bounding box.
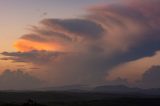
[0,69,42,90]
[1,0,160,87]
[137,65,160,88]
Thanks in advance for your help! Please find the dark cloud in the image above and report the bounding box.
[20,19,104,44]
[137,65,160,88]
[1,50,65,64]
[41,19,104,38]
[0,69,42,90]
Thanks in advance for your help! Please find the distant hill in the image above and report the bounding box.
[144,88,160,95]
[92,85,160,96]
[39,84,88,92]
[93,85,141,93]
[37,84,160,96]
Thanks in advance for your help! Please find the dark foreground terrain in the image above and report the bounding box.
[0,91,160,106]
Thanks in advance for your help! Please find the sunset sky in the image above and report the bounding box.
[0,0,160,90]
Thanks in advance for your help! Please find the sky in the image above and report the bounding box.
[0,0,116,52]
[0,0,160,90]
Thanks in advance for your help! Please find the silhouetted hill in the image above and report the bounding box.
[92,85,160,96]
[37,84,160,96]
[93,85,141,93]
[144,88,160,95]
[40,84,88,92]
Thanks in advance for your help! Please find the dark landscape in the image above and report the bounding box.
[1,85,160,106]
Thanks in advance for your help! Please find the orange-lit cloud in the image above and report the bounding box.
[14,39,63,52]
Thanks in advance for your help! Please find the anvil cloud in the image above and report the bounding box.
[2,0,160,88]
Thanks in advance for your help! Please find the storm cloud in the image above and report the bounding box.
[137,65,160,88]
[0,69,42,90]
[1,0,160,87]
